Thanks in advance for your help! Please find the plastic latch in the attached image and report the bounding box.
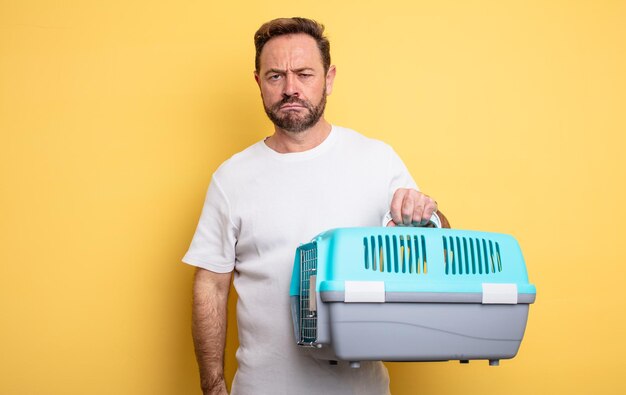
[482,283,518,304]
[309,275,317,312]
[345,281,385,303]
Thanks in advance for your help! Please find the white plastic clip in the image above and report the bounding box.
[482,283,518,304]
[345,281,385,303]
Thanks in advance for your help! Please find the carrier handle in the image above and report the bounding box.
[382,211,442,228]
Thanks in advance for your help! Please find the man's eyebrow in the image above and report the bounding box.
[264,68,285,76]
[264,67,315,76]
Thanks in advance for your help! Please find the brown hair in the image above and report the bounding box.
[254,17,331,73]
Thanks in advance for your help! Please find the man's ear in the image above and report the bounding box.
[325,65,336,95]
[254,71,260,86]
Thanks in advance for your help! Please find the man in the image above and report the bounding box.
[183,17,447,395]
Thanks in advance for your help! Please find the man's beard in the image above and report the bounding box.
[263,89,327,133]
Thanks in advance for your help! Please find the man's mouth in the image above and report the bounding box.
[280,104,305,110]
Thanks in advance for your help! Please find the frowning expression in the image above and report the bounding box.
[255,33,336,133]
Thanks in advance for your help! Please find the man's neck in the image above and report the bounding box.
[265,119,332,154]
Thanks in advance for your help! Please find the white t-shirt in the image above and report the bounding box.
[183,125,417,395]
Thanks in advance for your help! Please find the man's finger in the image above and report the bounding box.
[421,206,436,225]
[390,189,407,225]
[411,204,425,225]
[419,196,438,225]
[401,191,416,225]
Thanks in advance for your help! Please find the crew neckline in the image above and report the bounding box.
[259,125,339,162]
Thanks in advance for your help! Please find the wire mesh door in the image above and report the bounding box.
[299,244,317,346]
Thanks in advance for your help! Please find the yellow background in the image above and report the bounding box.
[1,1,625,394]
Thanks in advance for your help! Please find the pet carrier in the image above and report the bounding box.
[289,227,536,367]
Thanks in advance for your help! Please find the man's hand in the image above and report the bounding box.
[387,188,438,227]
[203,379,228,395]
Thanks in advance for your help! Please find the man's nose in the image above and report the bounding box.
[283,73,299,97]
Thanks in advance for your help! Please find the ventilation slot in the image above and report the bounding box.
[443,236,502,275]
[363,235,427,274]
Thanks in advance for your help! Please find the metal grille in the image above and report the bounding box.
[299,244,317,346]
[443,236,503,275]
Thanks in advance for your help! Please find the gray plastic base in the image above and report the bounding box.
[319,302,529,362]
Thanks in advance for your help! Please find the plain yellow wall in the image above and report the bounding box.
[1,1,625,394]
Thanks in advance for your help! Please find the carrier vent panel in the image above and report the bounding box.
[363,235,427,274]
[443,236,502,275]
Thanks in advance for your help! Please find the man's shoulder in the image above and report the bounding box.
[334,125,395,154]
[213,140,266,179]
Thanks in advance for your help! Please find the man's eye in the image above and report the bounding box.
[269,74,281,80]
[299,73,313,78]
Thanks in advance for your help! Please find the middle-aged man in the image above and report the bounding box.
[183,17,449,395]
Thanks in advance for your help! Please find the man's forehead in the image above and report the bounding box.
[259,33,324,71]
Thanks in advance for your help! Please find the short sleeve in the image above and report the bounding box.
[387,147,419,206]
[182,176,238,273]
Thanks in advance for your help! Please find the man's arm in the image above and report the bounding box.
[192,267,232,395]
